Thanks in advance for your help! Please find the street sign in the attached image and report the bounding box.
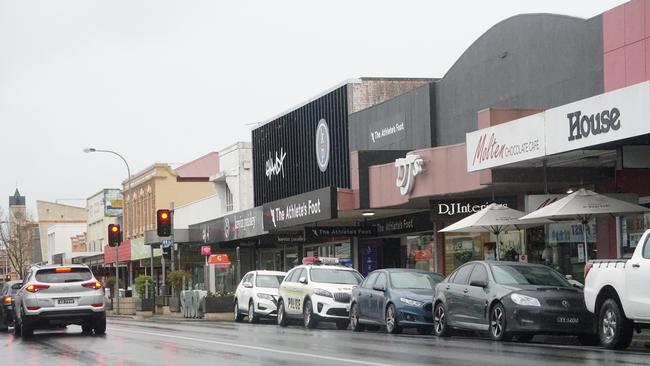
[161,239,173,248]
[200,245,212,256]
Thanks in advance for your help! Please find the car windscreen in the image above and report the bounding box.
[256,275,285,288]
[35,268,93,283]
[310,268,363,285]
[390,272,443,289]
[491,264,570,287]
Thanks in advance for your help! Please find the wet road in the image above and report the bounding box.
[1,318,648,365]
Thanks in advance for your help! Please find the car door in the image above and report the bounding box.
[372,272,388,323]
[237,273,252,310]
[285,268,306,316]
[357,272,378,323]
[626,235,650,320]
[446,264,475,325]
[465,263,490,328]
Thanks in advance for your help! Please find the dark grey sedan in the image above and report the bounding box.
[433,261,598,345]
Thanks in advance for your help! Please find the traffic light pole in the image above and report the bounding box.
[170,202,175,272]
[115,242,119,315]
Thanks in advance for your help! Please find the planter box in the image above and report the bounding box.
[204,296,234,313]
[169,297,181,312]
[136,298,155,311]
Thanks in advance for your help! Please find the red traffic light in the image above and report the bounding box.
[157,209,172,237]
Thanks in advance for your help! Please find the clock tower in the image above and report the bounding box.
[8,189,26,238]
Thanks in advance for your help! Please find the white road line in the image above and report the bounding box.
[108,326,395,366]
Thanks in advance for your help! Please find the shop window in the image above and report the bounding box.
[444,233,485,274]
[406,234,435,272]
[452,264,474,285]
[622,214,649,257]
[304,242,351,265]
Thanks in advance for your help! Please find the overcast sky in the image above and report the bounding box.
[0,0,627,215]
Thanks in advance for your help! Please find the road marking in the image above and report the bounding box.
[108,326,396,366]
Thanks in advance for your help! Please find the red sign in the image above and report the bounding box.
[200,245,212,256]
[208,254,231,268]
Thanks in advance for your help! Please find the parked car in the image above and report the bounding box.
[234,270,286,323]
[584,228,650,349]
[433,261,598,345]
[0,280,23,331]
[277,257,363,330]
[350,269,443,334]
[13,264,106,338]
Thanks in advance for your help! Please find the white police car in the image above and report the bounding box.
[277,258,363,330]
[234,270,286,323]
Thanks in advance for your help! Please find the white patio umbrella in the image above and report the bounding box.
[439,203,553,261]
[520,189,649,261]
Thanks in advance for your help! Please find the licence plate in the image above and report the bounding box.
[57,298,76,305]
[556,316,579,324]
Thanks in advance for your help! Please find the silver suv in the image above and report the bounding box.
[13,264,106,337]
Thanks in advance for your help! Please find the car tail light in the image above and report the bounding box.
[26,306,41,311]
[55,267,72,273]
[584,262,593,278]
[25,284,50,293]
[82,281,103,290]
[91,303,104,308]
[3,296,11,304]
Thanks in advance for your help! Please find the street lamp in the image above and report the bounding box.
[84,147,132,315]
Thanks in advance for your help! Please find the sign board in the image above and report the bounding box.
[545,81,650,155]
[304,226,376,240]
[430,196,517,219]
[524,194,566,214]
[371,211,433,236]
[208,254,231,269]
[263,187,336,230]
[200,245,212,256]
[190,206,266,244]
[369,113,407,148]
[466,113,545,172]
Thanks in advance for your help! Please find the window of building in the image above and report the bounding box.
[225,185,234,212]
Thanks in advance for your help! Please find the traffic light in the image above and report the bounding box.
[108,224,122,247]
[162,245,172,260]
[157,209,172,237]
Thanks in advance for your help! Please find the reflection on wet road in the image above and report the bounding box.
[0,318,648,365]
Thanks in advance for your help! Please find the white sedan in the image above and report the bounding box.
[234,270,286,323]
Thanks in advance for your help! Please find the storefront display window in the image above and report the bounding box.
[621,213,650,257]
[489,230,525,262]
[545,220,596,282]
[406,234,436,272]
[444,232,486,274]
[304,241,351,265]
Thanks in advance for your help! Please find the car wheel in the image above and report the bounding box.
[514,334,534,343]
[433,303,451,337]
[417,326,433,335]
[233,300,244,323]
[248,301,259,324]
[599,298,634,350]
[577,333,600,346]
[277,300,288,327]
[336,320,349,330]
[94,313,106,335]
[489,302,511,342]
[303,299,318,329]
[385,304,402,334]
[82,324,93,334]
[350,303,365,332]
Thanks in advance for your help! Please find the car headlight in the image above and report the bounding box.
[313,288,333,298]
[256,293,274,301]
[400,298,424,307]
[510,293,541,307]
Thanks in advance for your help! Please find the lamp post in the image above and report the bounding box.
[84,147,132,315]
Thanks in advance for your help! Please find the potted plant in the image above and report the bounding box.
[204,291,235,313]
[134,275,155,311]
[167,270,190,312]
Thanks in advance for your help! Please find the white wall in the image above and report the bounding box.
[174,194,220,229]
[46,224,86,263]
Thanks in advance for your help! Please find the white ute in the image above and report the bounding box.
[584,229,650,349]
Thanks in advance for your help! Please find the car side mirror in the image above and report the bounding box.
[299,277,308,284]
[470,280,488,288]
[372,285,385,292]
[242,282,253,289]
